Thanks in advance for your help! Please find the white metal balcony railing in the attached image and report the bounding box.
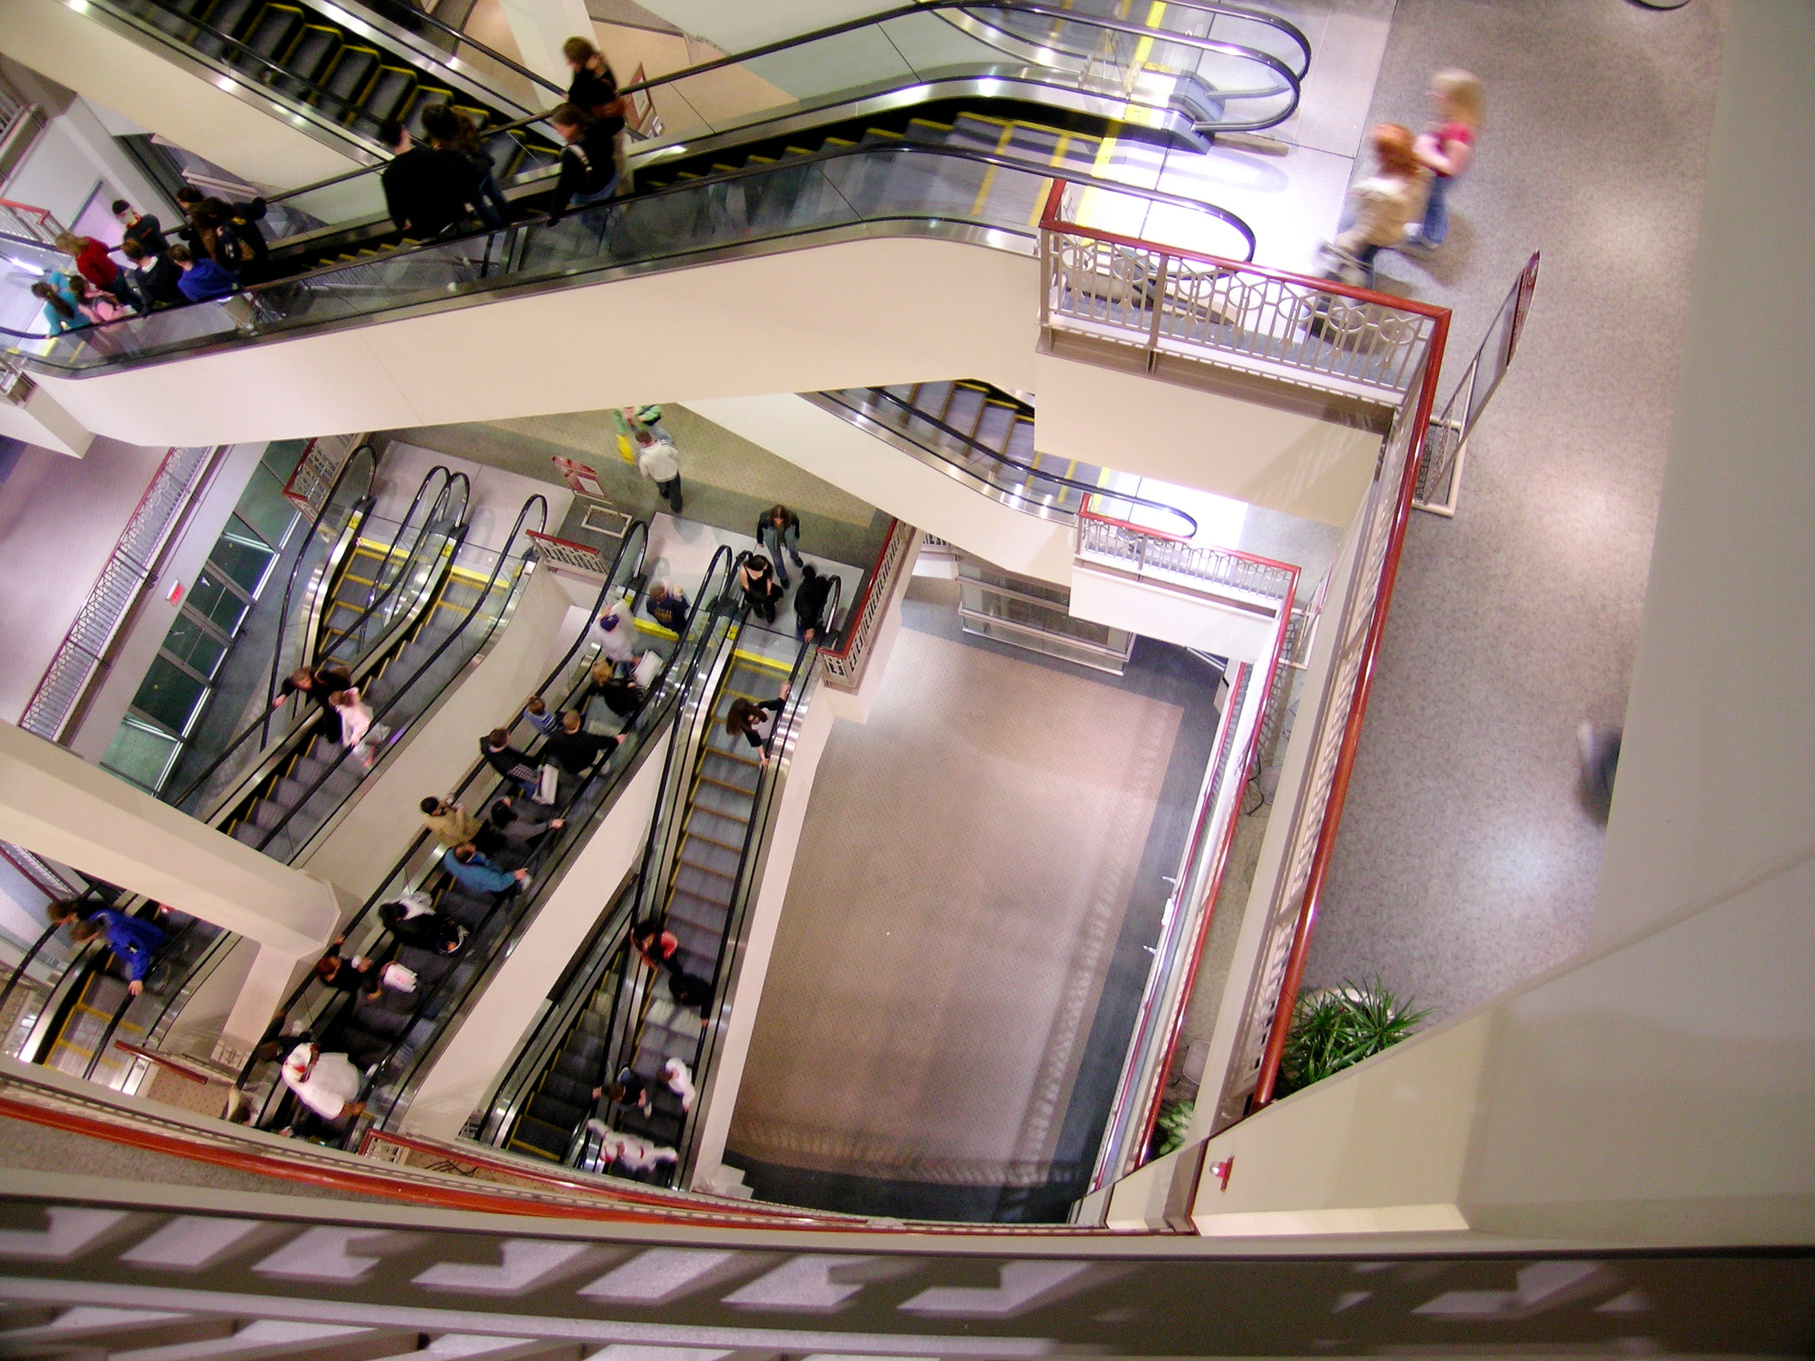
[1037,181,1452,1174]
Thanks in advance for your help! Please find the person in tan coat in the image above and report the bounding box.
[420,796,481,848]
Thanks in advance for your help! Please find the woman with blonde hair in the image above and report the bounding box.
[1404,69,1483,253]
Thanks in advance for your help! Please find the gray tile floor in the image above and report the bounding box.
[1303,1,1725,1022]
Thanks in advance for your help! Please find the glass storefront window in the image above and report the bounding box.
[100,717,183,792]
[187,568,250,635]
[212,518,278,596]
[132,655,209,736]
[162,612,229,679]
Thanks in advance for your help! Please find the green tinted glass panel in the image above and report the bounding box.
[100,718,181,793]
[131,656,208,735]
[261,438,308,484]
[211,523,275,596]
[188,569,248,634]
[236,465,299,549]
[163,613,228,678]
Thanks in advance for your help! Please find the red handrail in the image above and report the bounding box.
[1246,314,1452,1114]
[816,516,901,664]
[0,196,54,226]
[1039,178,1454,320]
[526,529,609,555]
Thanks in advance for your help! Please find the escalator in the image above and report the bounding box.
[18,490,547,1091]
[810,380,1199,537]
[3,0,1293,382]
[81,0,564,159]
[234,538,743,1139]
[493,590,832,1184]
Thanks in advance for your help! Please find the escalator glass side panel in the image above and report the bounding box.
[12,145,1252,376]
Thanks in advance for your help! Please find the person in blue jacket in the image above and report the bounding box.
[443,842,529,896]
[69,908,167,996]
[169,244,237,303]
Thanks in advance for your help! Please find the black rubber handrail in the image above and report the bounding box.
[245,517,652,1062]
[246,494,548,855]
[341,0,565,95]
[659,615,827,1181]
[351,544,741,1139]
[260,443,380,748]
[167,444,375,811]
[833,386,1202,538]
[257,0,1306,208]
[2,135,1258,378]
[315,466,469,667]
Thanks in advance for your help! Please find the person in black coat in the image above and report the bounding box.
[543,105,619,223]
[378,119,476,239]
[793,564,835,644]
[278,661,353,744]
[543,710,623,776]
[479,728,541,796]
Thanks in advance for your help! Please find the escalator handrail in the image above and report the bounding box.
[246,495,549,856]
[239,518,654,1084]
[663,623,824,1177]
[339,0,566,96]
[834,387,1201,538]
[263,442,382,737]
[315,464,461,666]
[110,499,541,1095]
[352,544,741,1135]
[5,134,1258,376]
[167,443,374,810]
[258,0,1305,211]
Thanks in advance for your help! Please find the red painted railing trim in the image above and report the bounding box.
[526,529,608,556]
[1247,311,1452,1114]
[360,1129,847,1224]
[816,516,902,664]
[1079,497,1299,576]
[1127,559,1300,1168]
[1040,183,1453,321]
[0,197,53,224]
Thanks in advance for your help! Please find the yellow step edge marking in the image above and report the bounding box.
[730,649,794,675]
[971,119,1019,217]
[1028,130,1079,227]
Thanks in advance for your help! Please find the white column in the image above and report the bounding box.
[0,723,339,957]
[494,0,592,95]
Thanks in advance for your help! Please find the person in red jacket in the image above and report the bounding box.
[54,231,135,310]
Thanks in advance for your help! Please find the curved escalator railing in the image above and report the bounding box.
[18,495,544,1091]
[7,137,1253,378]
[809,384,1200,538]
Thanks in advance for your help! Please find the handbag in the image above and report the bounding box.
[534,763,560,805]
[381,962,418,993]
[632,650,661,689]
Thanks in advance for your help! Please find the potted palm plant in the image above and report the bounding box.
[1277,977,1430,1098]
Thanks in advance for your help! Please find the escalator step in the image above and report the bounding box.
[279,24,340,88]
[362,65,418,125]
[671,863,733,907]
[667,891,729,935]
[668,920,718,961]
[540,1073,595,1109]
[526,1093,584,1130]
[193,0,256,57]
[249,799,289,830]
[232,823,262,846]
[237,3,302,68]
[553,1051,601,1084]
[507,1116,570,1161]
[319,45,381,108]
[677,836,740,878]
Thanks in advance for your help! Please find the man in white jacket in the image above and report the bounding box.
[282,1043,366,1123]
[635,427,682,515]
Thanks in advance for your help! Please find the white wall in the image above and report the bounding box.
[1032,350,1384,529]
[1118,1,1815,1253]
[1067,562,1280,665]
[688,393,1076,585]
[65,442,264,762]
[630,0,898,53]
[302,565,575,901]
[0,0,366,189]
[0,436,165,724]
[401,728,672,1139]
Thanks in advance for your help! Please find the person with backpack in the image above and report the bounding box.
[176,187,271,282]
[562,36,631,192]
[544,104,619,223]
[378,118,476,239]
[420,102,511,230]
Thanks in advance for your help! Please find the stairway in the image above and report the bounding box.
[229,565,495,859]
